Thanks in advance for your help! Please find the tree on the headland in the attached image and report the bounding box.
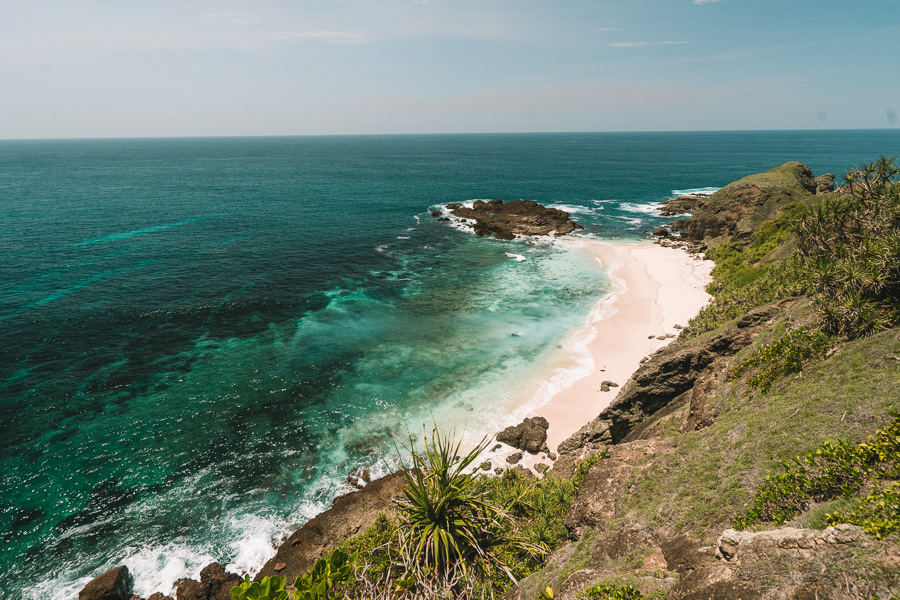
[796,156,900,338]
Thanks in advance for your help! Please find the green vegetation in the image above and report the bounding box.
[396,430,542,589]
[827,482,900,539]
[685,205,807,338]
[230,551,357,600]
[728,326,833,395]
[796,156,900,339]
[230,575,289,600]
[734,412,900,529]
[578,583,644,600]
[292,549,357,600]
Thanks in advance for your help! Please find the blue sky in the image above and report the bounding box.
[2,0,898,138]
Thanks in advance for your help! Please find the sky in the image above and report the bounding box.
[1,0,898,138]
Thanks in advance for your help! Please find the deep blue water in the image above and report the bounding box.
[1,131,898,599]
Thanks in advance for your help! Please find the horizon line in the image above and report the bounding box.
[2,127,899,143]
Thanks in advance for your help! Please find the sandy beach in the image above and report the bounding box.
[538,239,713,452]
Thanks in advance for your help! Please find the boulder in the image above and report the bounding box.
[506,452,524,465]
[79,566,134,600]
[175,563,241,600]
[496,416,550,454]
[814,173,836,194]
[148,594,174,600]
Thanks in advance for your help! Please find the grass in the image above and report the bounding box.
[609,328,900,541]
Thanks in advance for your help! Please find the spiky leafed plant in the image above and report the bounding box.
[396,429,542,587]
[795,156,900,338]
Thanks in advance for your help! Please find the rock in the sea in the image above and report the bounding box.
[79,566,134,600]
[148,593,174,600]
[431,210,442,217]
[652,226,670,237]
[175,563,242,600]
[496,416,550,454]
[444,200,582,240]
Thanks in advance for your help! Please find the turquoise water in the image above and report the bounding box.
[2,131,898,599]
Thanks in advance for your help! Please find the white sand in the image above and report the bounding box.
[528,240,713,460]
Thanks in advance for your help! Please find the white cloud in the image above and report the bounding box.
[601,27,622,32]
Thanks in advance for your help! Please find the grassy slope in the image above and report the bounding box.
[614,320,900,541]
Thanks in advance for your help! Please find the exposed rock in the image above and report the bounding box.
[480,460,492,471]
[534,463,549,474]
[445,200,583,240]
[658,195,705,216]
[80,566,134,600]
[652,226,670,237]
[494,467,503,475]
[564,439,662,537]
[552,419,613,478]
[814,173,836,194]
[547,452,557,461]
[256,472,407,584]
[506,452,524,464]
[175,563,242,600]
[496,416,550,454]
[148,594,174,600]
[491,443,502,452]
[430,210,442,217]
[600,328,751,444]
[737,306,775,329]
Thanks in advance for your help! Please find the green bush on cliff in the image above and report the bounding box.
[728,326,833,395]
[578,583,644,600]
[230,575,289,600]
[685,204,807,338]
[795,156,900,339]
[734,412,900,529]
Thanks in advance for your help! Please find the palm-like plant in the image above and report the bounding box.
[396,429,541,587]
[796,156,900,338]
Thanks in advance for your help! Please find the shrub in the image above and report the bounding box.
[734,413,900,529]
[728,326,833,394]
[572,451,606,492]
[578,583,644,600]
[293,549,357,600]
[827,481,900,539]
[396,430,543,588]
[230,575,289,600]
[796,156,900,339]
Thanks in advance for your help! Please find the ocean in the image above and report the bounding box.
[2,130,898,599]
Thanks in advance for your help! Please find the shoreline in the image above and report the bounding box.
[524,238,712,459]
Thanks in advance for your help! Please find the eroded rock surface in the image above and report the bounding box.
[79,566,134,600]
[255,471,406,584]
[444,200,583,240]
[496,416,550,454]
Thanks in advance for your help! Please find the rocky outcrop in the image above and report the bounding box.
[443,200,583,240]
[598,328,751,444]
[814,173,836,194]
[79,566,134,600]
[175,563,241,600]
[256,471,407,584]
[681,162,822,242]
[658,194,707,217]
[496,416,550,454]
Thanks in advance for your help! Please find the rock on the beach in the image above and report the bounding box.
[506,451,524,464]
[79,566,134,600]
[496,416,550,454]
[148,593,174,600]
[480,460,492,471]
